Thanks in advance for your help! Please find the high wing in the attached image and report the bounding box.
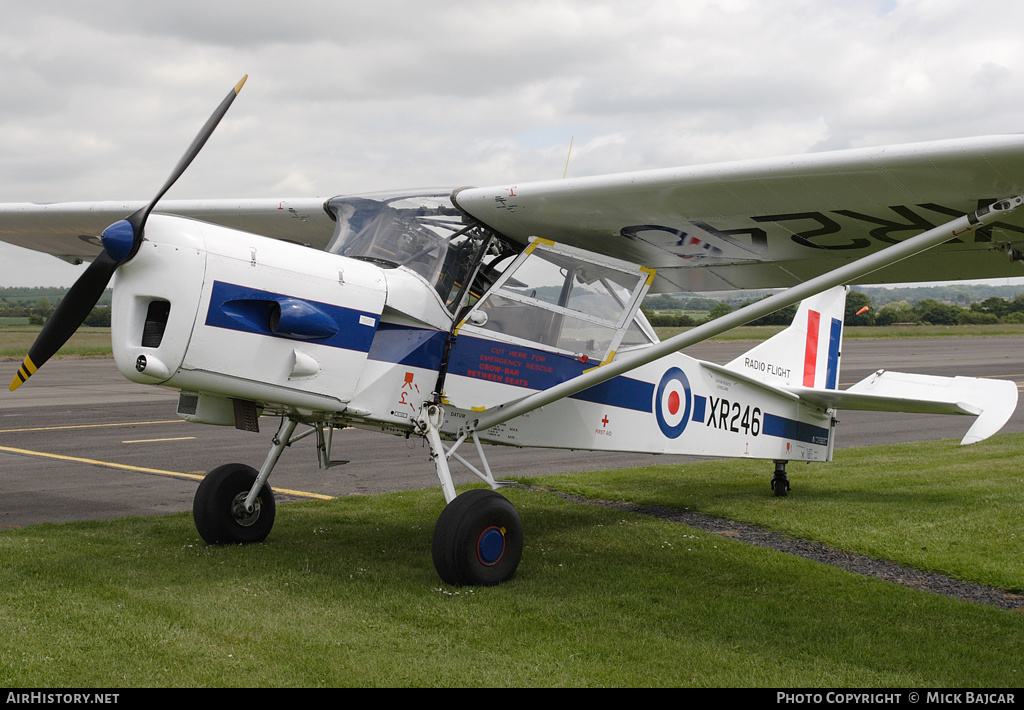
[453,134,1024,292]
[0,198,337,264]
[3,134,1024,292]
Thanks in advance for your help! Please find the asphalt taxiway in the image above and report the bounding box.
[1,336,1022,528]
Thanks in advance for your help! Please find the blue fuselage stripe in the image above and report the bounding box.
[205,281,379,352]
[367,327,655,413]
[763,413,830,446]
[446,334,655,412]
[368,322,448,370]
[367,326,828,444]
[211,307,828,443]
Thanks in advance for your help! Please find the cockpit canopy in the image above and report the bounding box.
[326,191,497,311]
[326,191,658,361]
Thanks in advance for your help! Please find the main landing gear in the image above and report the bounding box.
[193,463,276,544]
[191,409,523,587]
[416,403,524,587]
[431,488,523,587]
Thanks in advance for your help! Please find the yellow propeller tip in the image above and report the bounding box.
[234,75,248,94]
[9,357,37,391]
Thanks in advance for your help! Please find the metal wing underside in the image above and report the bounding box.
[452,135,1024,293]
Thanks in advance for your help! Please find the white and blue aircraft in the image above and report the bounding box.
[1,77,1021,586]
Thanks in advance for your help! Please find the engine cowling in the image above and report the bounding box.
[111,214,387,416]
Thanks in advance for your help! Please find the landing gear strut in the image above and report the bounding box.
[771,460,790,497]
[191,409,525,586]
[417,403,524,586]
[193,418,297,545]
[193,462,277,544]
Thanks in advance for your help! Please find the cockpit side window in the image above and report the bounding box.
[458,239,655,362]
[326,192,514,312]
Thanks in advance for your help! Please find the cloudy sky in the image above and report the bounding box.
[2,0,1024,286]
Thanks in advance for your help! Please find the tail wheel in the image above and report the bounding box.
[432,489,523,587]
[771,473,790,497]
[771,460,790,497]
[193,463,276,544]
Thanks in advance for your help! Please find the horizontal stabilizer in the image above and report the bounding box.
[788,370,1018,445]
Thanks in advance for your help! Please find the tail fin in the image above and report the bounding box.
[723,285,1017,445]
[726,286,847,390]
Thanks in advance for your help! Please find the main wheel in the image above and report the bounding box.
[432,489,523,587]
[193,463,276,545]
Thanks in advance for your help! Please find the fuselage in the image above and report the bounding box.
[109,201,834,464]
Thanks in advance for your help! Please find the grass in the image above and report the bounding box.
[0,325,111,360]
[524,434,1024,593]
[1,435,1023,687]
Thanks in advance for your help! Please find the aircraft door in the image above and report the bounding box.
[443,239,654,409]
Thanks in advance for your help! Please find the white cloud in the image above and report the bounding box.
[3,0,1024,283]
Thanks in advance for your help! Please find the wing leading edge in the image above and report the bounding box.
[0,198,336,264]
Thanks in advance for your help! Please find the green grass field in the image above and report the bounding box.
[1,434,1022,687]
[0,325,111,360]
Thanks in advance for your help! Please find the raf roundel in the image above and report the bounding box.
[655,367,692,439]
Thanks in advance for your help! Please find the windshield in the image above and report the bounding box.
[326,192,496,310]
[460,240,655,361]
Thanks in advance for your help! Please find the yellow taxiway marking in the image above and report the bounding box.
[0,445,334,501]
[0,444,205,480]
[122,437,197,444]
[0,420,185,434]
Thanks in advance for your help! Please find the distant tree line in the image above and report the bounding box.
[0,287,111,327]
[869,295,1024,326]
[642,290,1024,327]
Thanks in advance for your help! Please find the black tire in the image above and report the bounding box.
[771,475,790,497]
[432,489,523,587]
[193,463,276,544]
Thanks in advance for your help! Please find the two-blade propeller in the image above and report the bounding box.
[9,75,248,392]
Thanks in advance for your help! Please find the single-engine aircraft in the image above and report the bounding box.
[2,76,1022,586]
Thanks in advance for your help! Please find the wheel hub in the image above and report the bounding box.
[230,492,261,527]
[476,526,506,566]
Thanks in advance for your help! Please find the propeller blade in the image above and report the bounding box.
[9,75,248,391]
[122,74,249,259]
[9,252,118,391]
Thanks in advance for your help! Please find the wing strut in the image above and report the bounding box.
[466,195,1024,434]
